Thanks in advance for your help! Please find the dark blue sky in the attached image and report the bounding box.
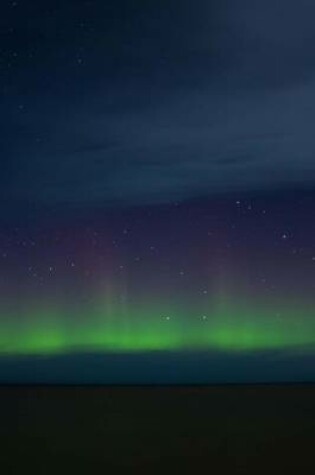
[2,0,315,209]
[1,1,315,384]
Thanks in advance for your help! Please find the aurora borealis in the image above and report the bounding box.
[1,0,315,382]
[0,192,315,382]
[1,297,315,356]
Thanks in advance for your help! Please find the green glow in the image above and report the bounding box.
[0,297,314,356]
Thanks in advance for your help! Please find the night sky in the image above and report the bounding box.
[1,0,315,383]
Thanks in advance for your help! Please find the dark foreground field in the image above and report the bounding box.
[1,384,314,474]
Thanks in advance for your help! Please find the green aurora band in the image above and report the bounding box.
[0,295,314,356]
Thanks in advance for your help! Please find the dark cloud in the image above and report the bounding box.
[2,0,315,209]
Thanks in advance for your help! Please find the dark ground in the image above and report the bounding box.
[0,385,314,474]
